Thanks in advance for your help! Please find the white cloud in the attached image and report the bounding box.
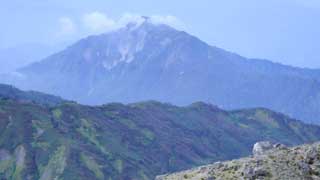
[55,12,184,38]
[118,13,186,30]
[150,15,184,28]
[117,13,146,27]
[83,12,116,33]
[57,17,76,36]
[82,12,184,34]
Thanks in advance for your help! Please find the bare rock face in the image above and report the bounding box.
[156,142,320,180]
[252,141,274,157]
[14,145,26,167]
[252,141,288,157]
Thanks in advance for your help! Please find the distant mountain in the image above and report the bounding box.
[157,142,320,180]
[2,19,320,123]
[1,87,320,179]
[0,83,64,107]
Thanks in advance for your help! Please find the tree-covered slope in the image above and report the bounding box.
[0,83,64,107]
[1,98,320,179]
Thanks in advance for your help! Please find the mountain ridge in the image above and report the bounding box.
[2,20,320,124]
[1,85,320,179]
[0,83,64,107]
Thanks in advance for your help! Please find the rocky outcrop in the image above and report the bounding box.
[252,141,286,157]
[252,141,274,157]
[156,142,320,180]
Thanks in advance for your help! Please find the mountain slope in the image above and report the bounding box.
[156,142,320,180]
[2,20,320,123]
[0,43,65,74]
[1,90,320,179]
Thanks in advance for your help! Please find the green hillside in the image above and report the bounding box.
[0,84,64,107]
[0,98,320,179]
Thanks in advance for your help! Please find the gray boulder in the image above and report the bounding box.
[252,141,274,157]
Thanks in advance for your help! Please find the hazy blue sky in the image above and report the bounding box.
[1,0,320,68]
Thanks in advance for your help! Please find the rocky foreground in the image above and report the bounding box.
[156,142,320,180]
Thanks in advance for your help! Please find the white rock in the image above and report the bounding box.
[253,141,274,156]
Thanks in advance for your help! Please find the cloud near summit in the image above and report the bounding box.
[82,12,184,33]
[57,12,184,37]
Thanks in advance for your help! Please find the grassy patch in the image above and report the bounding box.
[141,129,155,141]
[238,123,250,129]
[52,109,62,119]
[12,166,23,180]
[254,110,279,128]
[113,159,123,174]
[77,119,110,158]
[80,153,104,180]
[0,159,14,174]
[39,146,67,180]
[118,118,137,129]
[0,146,25,180]
[32,141,50,150]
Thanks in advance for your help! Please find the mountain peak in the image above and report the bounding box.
[123,15,177,34]
[21,16,184,73]
[141,16,150,20]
